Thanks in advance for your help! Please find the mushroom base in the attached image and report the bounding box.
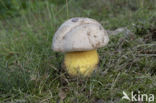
[64,50,99,77]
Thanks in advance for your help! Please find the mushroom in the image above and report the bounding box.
[52,17,109,77]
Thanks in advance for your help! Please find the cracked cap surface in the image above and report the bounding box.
[52,17,109,52]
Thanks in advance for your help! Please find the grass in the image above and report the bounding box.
[0,0,156,102]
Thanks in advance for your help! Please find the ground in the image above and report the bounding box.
[0,0,156,103]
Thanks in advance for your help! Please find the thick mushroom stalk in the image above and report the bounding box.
[52,17,109,77]
[64,50,99,76]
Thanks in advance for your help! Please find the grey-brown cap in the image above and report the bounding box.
[52,17,109,52]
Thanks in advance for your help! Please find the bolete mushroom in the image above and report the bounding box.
[52,17,109,77]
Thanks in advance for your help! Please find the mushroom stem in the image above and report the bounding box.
[64,50,99,76]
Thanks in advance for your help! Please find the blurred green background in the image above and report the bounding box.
[0,0,66,19]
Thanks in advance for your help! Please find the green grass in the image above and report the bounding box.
[0,0,156,102]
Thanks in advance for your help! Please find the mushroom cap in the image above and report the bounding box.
[52,17,109,52]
